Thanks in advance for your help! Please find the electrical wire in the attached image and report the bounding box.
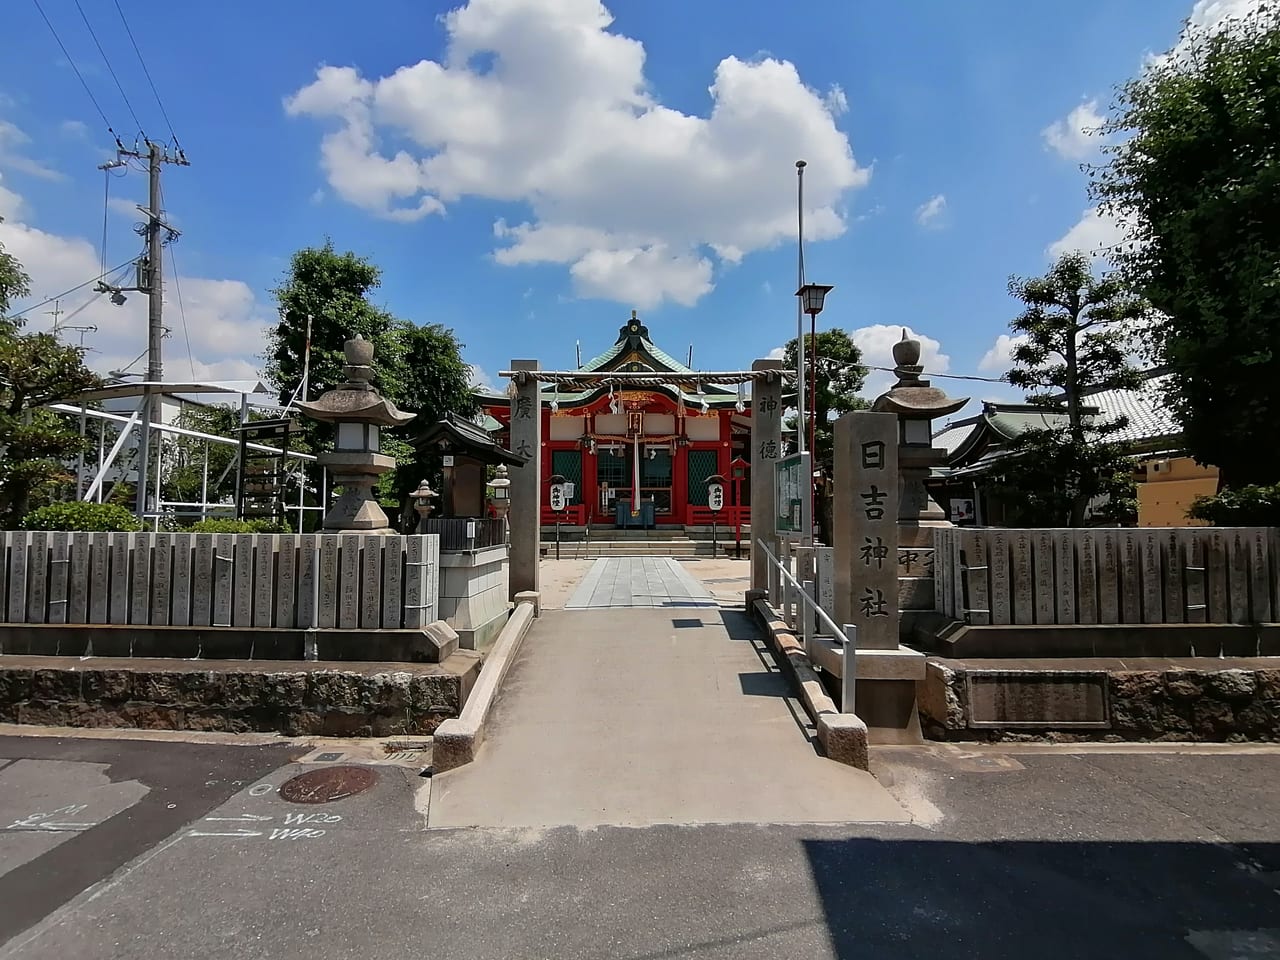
[11,257,139,320]
[72,0,145,137]
[165,243,196,380]
[111,0,179,148]
[100,166,111,276]
[31,0,118,138]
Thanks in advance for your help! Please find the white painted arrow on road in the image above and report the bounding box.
[203,814,272,822]
[187,829,264,838]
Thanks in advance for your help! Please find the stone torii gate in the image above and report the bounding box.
[500,360,786,601]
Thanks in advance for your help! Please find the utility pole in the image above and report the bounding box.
[45,300,63,337]
[97,140,188,520]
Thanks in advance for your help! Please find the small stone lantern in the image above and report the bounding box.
[486,464,511,522]
[296,335,416,533]
[413,480,438,532]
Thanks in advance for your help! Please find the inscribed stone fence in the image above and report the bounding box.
[0,532,438,630]
[935,527,1278,626]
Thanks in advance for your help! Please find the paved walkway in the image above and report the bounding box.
[564,557,717,609]
[428,606,909,827]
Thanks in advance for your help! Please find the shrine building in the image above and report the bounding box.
[477,312,754,528]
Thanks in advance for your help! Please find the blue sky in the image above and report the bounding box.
[0,0,1246,412]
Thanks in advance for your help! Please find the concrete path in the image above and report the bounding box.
[564,557,717,609]
[428,606,909,827]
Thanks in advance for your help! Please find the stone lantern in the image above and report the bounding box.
[413,480,438,532]
[872,330,969,528]
[486,464,512,522]
[296,334,416,533]
[872,330,968,629]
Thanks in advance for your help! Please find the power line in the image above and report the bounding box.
[31,0,118,139]
[112,0,180,148]
[72,0,145,136]
[11,257,138,320]
[166,242,196,380]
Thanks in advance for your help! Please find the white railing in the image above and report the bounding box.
[757,538,858,713]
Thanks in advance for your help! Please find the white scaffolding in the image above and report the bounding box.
[49,379,323,531]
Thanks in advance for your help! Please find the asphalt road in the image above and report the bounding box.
[1,734,1279,960]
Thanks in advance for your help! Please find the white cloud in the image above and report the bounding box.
[0,120,62,181]
[0,132,270,385]
[59,119,89,139]
[824,84,849,116]
[1047,206,1125,260]
[851,324,952,398]
[1154,0,1267,63]
[285,0,867,308]
[914,194,946,229]
[766,345,786,361]
[1041,99,1106,160]
[468,364,498,392]
[0,172,23,219]
[107,196,144,219]
[978,333,1028,375]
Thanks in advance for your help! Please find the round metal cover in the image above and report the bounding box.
[278,766,378,804]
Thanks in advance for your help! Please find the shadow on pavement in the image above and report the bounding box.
[804,837,1280,959]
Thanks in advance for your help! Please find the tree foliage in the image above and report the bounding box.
[782,329,868,477]
[989,253,1147,527]
[265,240,478,529]
[1091,2,1280,488]
[0,230,100,526]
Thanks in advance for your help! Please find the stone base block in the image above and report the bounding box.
[0,653,481,737]
[817,713,869,769]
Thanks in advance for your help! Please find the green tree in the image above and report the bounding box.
[782,329,869,477]
[990,252,1147,527]
[782,329,868,542]
[0,229,100,524]
[265,241,479,529]
[265,239,397,404]
[1091,1,1280,489]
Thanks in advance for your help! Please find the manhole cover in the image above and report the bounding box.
[278,766,377,804]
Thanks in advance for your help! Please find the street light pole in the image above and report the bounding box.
[795,160,807,456]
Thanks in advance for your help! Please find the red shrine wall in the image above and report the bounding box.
[481,397,745,526]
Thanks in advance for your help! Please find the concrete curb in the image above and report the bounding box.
[750,597,869,771]
[432,595,539,773]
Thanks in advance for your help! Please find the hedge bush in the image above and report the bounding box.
[19,502,144,532]
[1187,484,1280,527]
[186,518,292,534]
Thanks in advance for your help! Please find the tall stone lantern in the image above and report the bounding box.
[297,335,416,533]
[871,331,968,629]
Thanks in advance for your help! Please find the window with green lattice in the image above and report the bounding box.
[551,450,583,503]
[687,449,718,506]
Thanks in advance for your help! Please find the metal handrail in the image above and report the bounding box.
[757,538,857,713]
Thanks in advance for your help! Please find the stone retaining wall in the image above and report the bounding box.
[921,659,1280,742]
[0,654,480,737]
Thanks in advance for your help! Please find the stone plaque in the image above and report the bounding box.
[1010,530,1032,625]
[1053,529,1076,625]
[360,534,382,629]
[1140,531,1163,625]
[171,534,192,627]
[749,358,784,594]
[833,411,899,650]
[966,670,1109,728]
[1098,529,1120,624]
[382,537,404,629]
[1249,528,1272,622]
[1032,530,1055,625]
[816,546,835,621]
[1120,530,1142,623]
[254,535,276,628]
[276,535,299,629]
[508,359,542,600]
[150,533,172,626]
[988,529,1010,625]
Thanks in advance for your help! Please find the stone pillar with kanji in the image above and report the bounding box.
[833,411,900,650]
[508,359,541,601]
[749,358,784,592]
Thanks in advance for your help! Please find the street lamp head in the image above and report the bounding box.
[795,283,833,317]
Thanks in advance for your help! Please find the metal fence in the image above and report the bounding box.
[0,531,439,629]
[935,526,1278,626]
[757,538,857,711]
[422,518,506,552]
